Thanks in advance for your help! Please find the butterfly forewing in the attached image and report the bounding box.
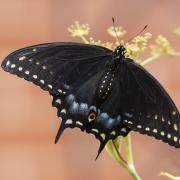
[1,42,112,95]
[121,59,180,147]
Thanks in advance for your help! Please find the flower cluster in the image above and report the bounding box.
[107,26,126,44]
[126,32,152,62]
[150,35,176,56]
[68,21,90,43]
[68,21,179,64]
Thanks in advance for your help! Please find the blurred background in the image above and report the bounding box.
[0,0,180,179]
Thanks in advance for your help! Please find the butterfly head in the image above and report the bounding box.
[113,44,126,61]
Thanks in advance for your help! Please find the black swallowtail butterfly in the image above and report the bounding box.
[1,42,180,159]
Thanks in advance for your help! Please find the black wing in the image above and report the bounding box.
[1,42,112,95]
[120,58,180,147]
[2,42,121,158]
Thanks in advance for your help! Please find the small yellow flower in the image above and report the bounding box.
[150,35,175,56]
[107,26,127,40]
[132,32,152,44]
[89,37,114,50]
[174,27,180,37]
[68,21,90,38]
[125,33,152,62]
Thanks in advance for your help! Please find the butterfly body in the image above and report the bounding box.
[1,42,180,159]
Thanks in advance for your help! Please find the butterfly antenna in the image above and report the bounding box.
[112,17,121,44]
[126,25,148,43]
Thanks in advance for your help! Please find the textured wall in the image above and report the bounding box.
[0,0,180,180]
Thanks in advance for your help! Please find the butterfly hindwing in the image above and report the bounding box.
[50,65,131,158]
[121,58,180,147]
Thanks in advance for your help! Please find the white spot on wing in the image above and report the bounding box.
[42,66,46,70]
[65,119,73,125]
[25,70,30,75]
[48,84,53,89]
[58,89,63,93]
[100,133,106,140]
[145,127,150,131]
[18,67,23,71]
[128,121,133,125]
[161,117,165,122]
[160,131,165,136]
[174,124,178,131]
[91,129,99,133]
[6,60,10,66]
[33,75,38,79]
[55,99,61,104]
[76,121,83,126]
[40,80,44,84]
[172,111,176,115]
[174,136,178,142]
[110,131,116,135]
[137,125,142,129]
[153,129,157,133]
[61,108,66,114]
[167,134,171,139]
[11,64,16,68]
[19,56,26,61]
[121,128,126,133]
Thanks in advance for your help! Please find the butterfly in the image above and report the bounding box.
[1,42,180,159]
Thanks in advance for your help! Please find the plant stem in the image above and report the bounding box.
[171,51,180,56]
[111,140,128,169]
[125,134,134,164]
[141,51,180,67]
[125,135,141,180]
[79,36,89,44]
[141,54,160,66]
[160,172,180,180]
[110,138,141,180]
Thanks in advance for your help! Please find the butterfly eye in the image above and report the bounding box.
[88,112,96,122]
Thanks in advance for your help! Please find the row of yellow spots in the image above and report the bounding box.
[8,55,67,95]
[124,117,179,143]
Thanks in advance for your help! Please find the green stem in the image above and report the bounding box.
[141,51,180,67]
[110,139,141,180]
[141,54,160,66]
[111,140,128,169]
[160,172,180,180]
[171,51,180,56]
[125,134,134,164]
[127,164,141,180]
[125,135,141,180]
[79,36,89,44]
